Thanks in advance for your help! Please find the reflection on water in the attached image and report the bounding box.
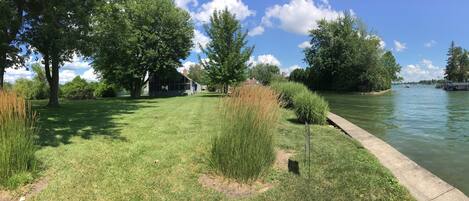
[321,85,469,195]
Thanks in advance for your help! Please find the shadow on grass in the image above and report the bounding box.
[33,99,155,147]
[287,118,303,125]
[199,93,224,98]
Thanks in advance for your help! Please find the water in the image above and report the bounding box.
[321,85,469,195]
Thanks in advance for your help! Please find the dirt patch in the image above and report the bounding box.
[274,149,295,170]
[0,177,48,201]
[0,191,13,201]
[198,174,272,199]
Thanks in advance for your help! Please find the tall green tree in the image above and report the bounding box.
[304,13,400,92]
[200,9,254,93]
[249,63,280,85]
[445,41,468,82]
[92,0,193,98]
[187,63,208,85]
[0,0,26,89]
[24,0,98,106]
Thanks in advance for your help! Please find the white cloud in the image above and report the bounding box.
[192,0,254,23]
[193,29,210,53]
[63,54,91,70]
[424,40,437,48]
[400,59,444,82]
[249,54,281,66]
[177,61,197,73]
[298,41,312,49]
[248,26,264,37]
[81,68,99,82]
[175,0,198,10]
[59,70,78,84]
[394,40,406,52]
[4,68,34,83]
[261,0,343,35]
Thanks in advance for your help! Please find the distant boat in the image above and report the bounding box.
[405,85,410,88]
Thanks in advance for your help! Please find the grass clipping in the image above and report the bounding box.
[0,90,37,187]
[210,85,280,182]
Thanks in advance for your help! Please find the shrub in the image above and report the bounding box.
[62,76,95,100]
[292,91,329,125]
[270,81,309,107]
[13,64,49,100]
[0,91,37,186]
[94,82,118,98]
[210,85,280,182]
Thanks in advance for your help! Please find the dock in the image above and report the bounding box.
[443,82,469,91]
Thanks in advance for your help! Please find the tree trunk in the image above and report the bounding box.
[0,52,5,90]
[0,67,4,90]
[47,57,60,107]
[130,80,141,98]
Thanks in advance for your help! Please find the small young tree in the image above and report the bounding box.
[249,63,280,85]
[200,9,253,93]
[92,0,193,98]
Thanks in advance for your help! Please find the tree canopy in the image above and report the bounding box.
[304,13,401,92]
[200,9,253,93]
[249,63,280,85]
[289,68,308,84]
[445,41,469,82]
[0,0,26,89]
[92,0,194,98]
[187,63,208,85]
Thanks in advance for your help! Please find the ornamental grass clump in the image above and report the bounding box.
[270,81,309,107]
[292,91,329,125]
[0,90,38,185]
[210,85,280,182]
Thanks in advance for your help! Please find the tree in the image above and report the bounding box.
[24,0,98,106]
[92,0,193,98]
[187,64,208,85]
[200,9,254,93]
[445,42,469,82]
[304,13,400,92]
[289,68,308,84]
[249,63,280,85]
[445,41,460,82]
[0,0,26,89]
[381,51,401,81]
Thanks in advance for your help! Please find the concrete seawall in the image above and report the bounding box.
[327,112,468,201]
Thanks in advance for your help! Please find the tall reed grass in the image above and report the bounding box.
[270,81,309,107]
[210,85,280,182]
[0,90,37,185]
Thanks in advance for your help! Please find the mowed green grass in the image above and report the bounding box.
[28,94,413,200]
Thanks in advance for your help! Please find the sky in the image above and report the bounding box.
[5,0,469,83]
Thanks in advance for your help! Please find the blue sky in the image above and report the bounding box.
[5,0,469,83]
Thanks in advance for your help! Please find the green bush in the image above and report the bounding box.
[12,64,50,100]
[270,81,309,107]
[0,91,37,187]
[62,76,95,100]
[292,91,329,125]
[94,82,118,98]
[211,86,280,182]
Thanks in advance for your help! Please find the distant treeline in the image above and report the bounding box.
[394,79,445,85]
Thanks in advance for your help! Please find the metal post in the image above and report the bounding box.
[305,122,312,182]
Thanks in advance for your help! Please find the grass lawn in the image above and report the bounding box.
[21,93,413,200]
